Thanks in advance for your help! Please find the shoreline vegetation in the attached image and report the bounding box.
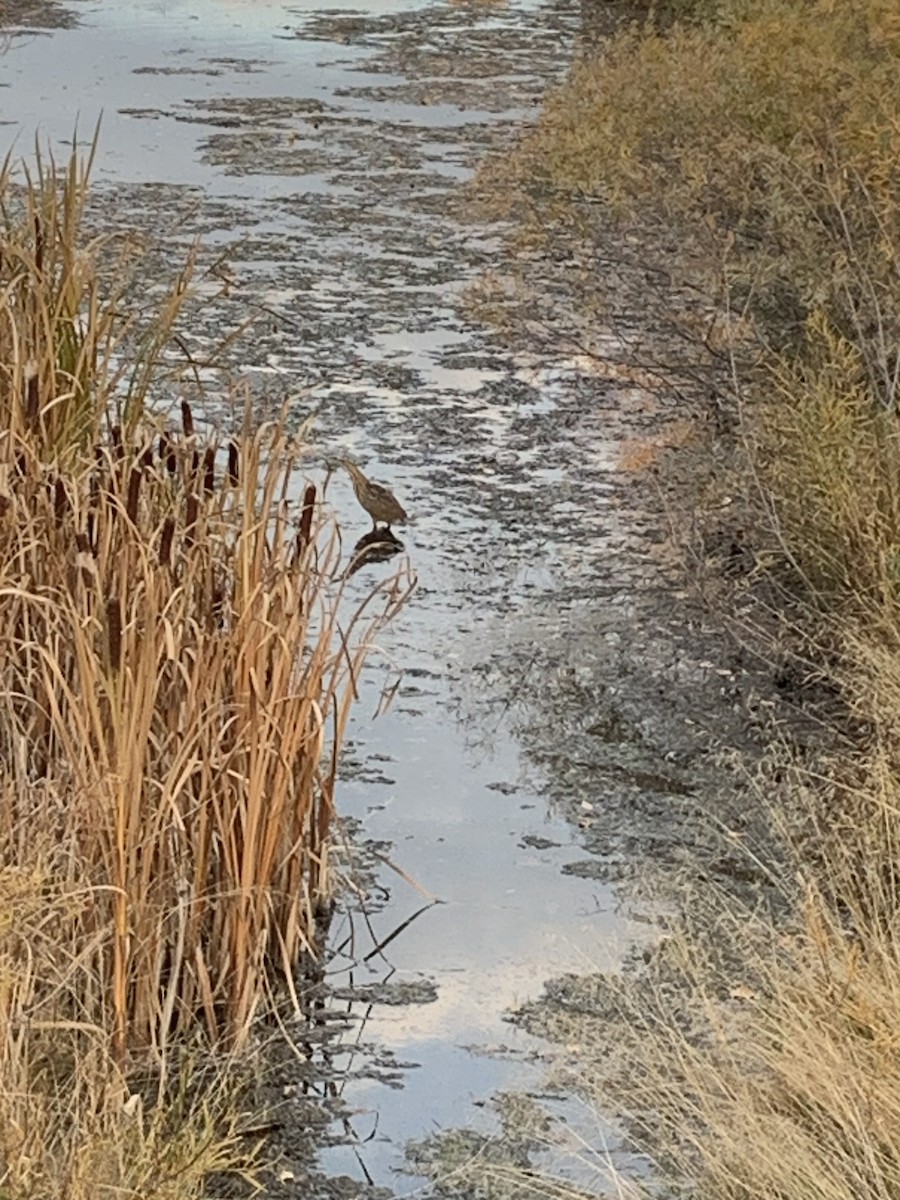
[471,1,900,1197]
[0,147,410,1196]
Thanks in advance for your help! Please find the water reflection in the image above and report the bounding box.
[0,0,640,1191]
[345,528,404,578]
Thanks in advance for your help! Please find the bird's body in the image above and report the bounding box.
[339,459,407,530]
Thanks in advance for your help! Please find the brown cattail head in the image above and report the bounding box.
[53,477,68,526]
[203,447,215,495]
[159,516,175,568]
[33,214,43,275]
[105,597,122,674]
[297,484,316,552]
[227,441,239,486]
[181,400,195,439]
[24,363,40,430]
[160,434,177,477]
[185,493,198,543]
[126,466,142,524]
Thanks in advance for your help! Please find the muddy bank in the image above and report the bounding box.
[0,0,75,32]
[405,31,854,1198]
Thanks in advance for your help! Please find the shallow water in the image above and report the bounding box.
[0,1,692,1192]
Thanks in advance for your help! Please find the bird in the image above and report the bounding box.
[338,458,407,531]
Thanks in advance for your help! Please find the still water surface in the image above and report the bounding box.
[2,1,650,1189]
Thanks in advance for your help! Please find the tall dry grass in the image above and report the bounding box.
[0,403,410,1057]
[0,139,196,449]
[557,739,900,1200]
[0,145,410,1195]
[461,740,900,1200]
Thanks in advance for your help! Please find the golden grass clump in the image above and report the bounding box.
[510,0,900,214]
[0,146,410,1194]
[478,746,900,1200]
[482,0,900,366]
[757,314,900,614]
[582,750,900,1200]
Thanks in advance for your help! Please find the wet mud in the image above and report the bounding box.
[0,0,76,33]
[0,1,785,1196]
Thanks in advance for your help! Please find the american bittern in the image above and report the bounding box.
[339,459,407,530]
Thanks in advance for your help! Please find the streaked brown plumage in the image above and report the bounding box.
[339,459,407,530]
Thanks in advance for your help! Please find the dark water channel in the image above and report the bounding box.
[0,2,747,1194]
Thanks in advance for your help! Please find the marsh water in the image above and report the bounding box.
[1,2,749,1194]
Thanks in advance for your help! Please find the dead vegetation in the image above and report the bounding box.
[0,144,409,1197]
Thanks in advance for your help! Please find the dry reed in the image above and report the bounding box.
[0,405,411,1057]
[0,142,411,1196]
